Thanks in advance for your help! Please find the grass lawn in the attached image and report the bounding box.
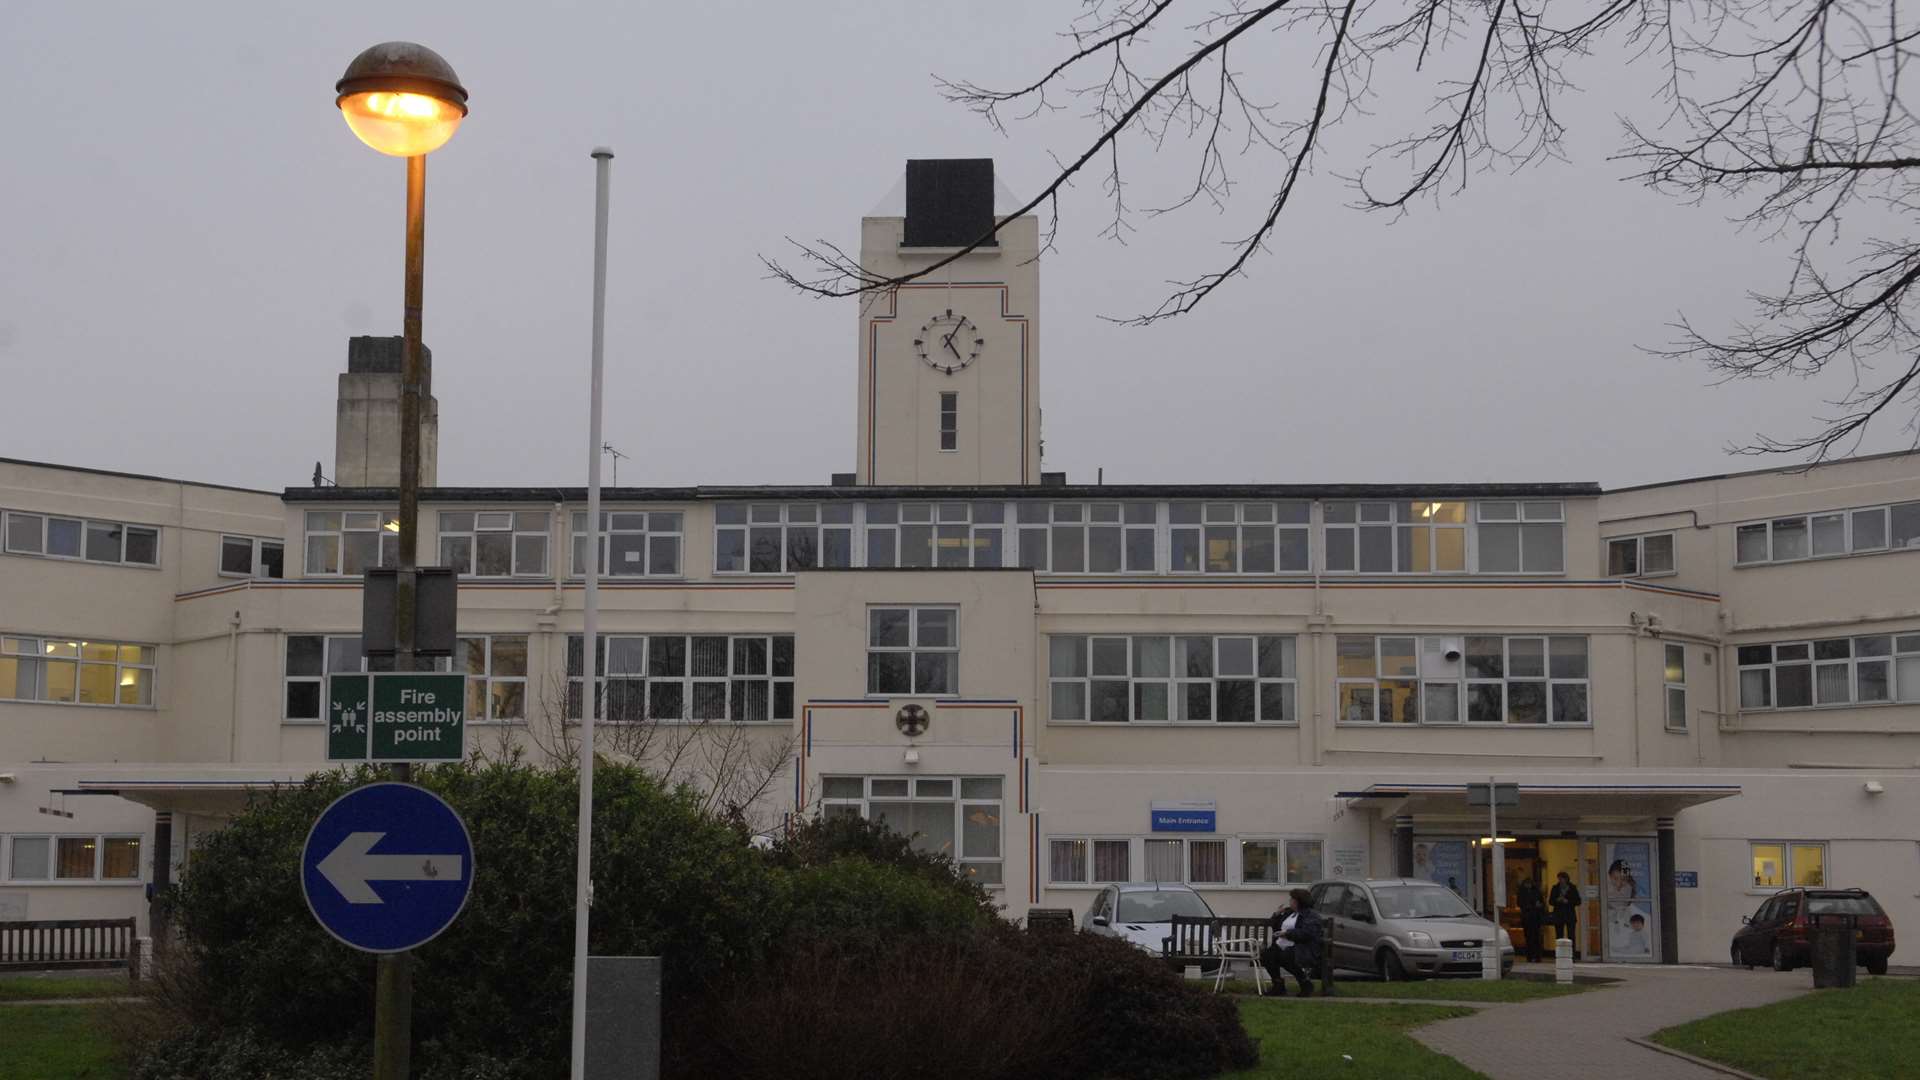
[0,974,141,1002]
[1224,998,1483,1079]
[0,1004,125,1079]
[1212,974,1598,1002]
[1653,977,1920,1080]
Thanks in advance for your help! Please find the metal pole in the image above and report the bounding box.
[569,146,614,1080]
[1488,775,1504,978]
[373,150,427,1080]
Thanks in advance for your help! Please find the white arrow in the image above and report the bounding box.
[316,831,464,905]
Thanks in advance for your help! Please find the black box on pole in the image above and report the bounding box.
[362,567,458,657]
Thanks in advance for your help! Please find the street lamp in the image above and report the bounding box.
[335,41,466,1080]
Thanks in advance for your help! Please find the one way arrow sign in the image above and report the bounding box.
[301,782,475,953]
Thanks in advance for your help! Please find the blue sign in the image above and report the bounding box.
[1674,871,1698,888]
[1151,801,1217,832]
[301,782,474,953]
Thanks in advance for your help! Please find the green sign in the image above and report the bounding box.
[327,673,465,762]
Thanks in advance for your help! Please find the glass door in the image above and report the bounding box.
[1599,838,1658,961]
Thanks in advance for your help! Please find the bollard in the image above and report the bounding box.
[1554,938,1573,985]
[1482,935,1500,981]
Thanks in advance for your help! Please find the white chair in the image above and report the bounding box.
[1211,936,1268,995]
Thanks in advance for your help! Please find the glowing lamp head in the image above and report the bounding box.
[335,42,468,157]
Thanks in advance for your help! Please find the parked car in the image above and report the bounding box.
[1731,887,1894,975]
[1081,882,1218,962]
[1310,878,1515,980]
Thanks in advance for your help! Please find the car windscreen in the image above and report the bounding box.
[1116,890,1214,922]
[1372,885,1477,920]
[1807,894,1883,916]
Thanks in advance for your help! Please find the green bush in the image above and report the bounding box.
[781,856,991,941]
[768,812,996,914]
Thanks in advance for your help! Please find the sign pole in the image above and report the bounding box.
[1488,774,1503,922]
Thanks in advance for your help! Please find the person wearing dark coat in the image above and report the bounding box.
[1548,871,1583,960]
[1517,876,1547,962]
[1273,887,1327,996]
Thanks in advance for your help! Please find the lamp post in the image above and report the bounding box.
[334,40,468,1080]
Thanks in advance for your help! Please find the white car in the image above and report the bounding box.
[1081,883,1219,960]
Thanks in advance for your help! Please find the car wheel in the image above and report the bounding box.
[1865,957,1888,976]
[1734,944,1754,970]
[1380,949,1409,982]
[1771,943,1792,972]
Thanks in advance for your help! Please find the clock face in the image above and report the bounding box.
[913,309,984,374]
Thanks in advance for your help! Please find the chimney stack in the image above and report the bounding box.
[334,335,438,487]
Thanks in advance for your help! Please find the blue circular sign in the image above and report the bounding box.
[301,782,475,953]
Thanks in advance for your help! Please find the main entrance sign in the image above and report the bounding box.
[328,673,466,762]
[301,782,475,953]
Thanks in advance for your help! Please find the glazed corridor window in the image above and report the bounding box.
[1665,644,1688,731]
[4,836,141,882]
[1144,838,1229,884]
[456,636,528,721]
[822,776,1003,886]
[1048,634,1297,723]
[568,634,794,722]
[571,511,683,577]
[716,503,854,572]
[1016,502,1154,574]
[440,511,550,577]
[1325,500,1467,573]
[4,511,158,567]
[1750,841,1828,888]
[1476,501,1566,573]
[304,510,398,575]
[1607,533,1676,577]
[1171,501,1308,574]
[1737,634,1920,709]
[283,635,364,720]
[1242,838,1325,885]
[220,535,285,579]
[1337,634,1590,725]
[1048,838,1134,884]
[869,502,1003,568]
[867,607,958,695]
[1735,501,1920,565]
[0,637,154,706]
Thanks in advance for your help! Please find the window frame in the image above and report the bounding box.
[1748,840,1829,890]
[1170,501,1309,575]
[939,391,958,452]
[3,510,159,569]
[1335,633,1591,726]
[1,834,143,884]
[866,606,960,697]
[1047,633,1297,725]
[1733,500,1920,567]
[1475,500,1567,574]
[1017,502,1156,574]
[282,634,366,722]
[1606,532,1677,578]
[455,635,530,724]
[570,509,685,578]
[823,775,1004,888]
[438,511,551,579]
[714,503,856,574]
[566,633,795,723]
[1737,634,1918,711]
[302,509,399,577]
[1324,500,1470,575]
[1664,643,1688,731]
[0,635,156,708]
[219,534,286,579]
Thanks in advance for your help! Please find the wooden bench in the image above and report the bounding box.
[1163,914,1275,965]
[0,918,141,978]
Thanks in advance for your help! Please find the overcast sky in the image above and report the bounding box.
[2,1,1907,493]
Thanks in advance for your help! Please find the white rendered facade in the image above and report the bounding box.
[3,161,1918,965]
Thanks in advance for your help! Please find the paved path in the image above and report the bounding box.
[1414,964,1809,1080]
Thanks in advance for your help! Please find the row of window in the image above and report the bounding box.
[3,835,142,882]
[4,510,158,567]
[1336,635,1594,725]
[1048,835,1325,887]
[820,775,1003,885]
[1048,635,1297,724]
[1736,500,1920,566]
[0,637,155,706]
[1737,634,1920,710]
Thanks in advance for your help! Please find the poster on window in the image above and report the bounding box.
[1415,840,1472,900]
[1602,840,1656,961]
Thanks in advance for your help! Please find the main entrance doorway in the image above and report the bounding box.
[1412,834,1660,962]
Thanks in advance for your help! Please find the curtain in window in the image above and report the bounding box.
[1144,840,1183,883]
[1093,840,1130,882]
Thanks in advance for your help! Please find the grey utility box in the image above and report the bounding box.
[587,955,662,1080]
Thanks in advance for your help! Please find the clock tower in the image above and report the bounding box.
[854,159,1042,485]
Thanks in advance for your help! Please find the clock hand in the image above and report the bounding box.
[946,334,963,360]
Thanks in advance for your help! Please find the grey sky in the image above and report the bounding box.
[1,1,1903,493]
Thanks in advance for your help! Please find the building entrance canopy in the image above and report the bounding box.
[1336,781,1741,831]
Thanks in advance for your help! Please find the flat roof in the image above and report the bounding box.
[1606,447,1920,495]
[284,481,1604,503]
[1,456,278,497]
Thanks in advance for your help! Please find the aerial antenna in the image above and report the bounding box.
[601,443,629,487]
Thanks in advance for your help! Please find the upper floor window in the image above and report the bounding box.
[457,635,529,721]
[1607,533,1675,578]
[716,503,853,573]
[304,510,397,576]
[567,633,794,722]
[1171,502,1307,574]
[283,634,364,720]
[1048,634,1296,723]
[868,606,957,695]
[1665,644,1688,730]
[1018,502,1155,574]
[220,535,285,579]
[1735,500,1920,566]
[4,511,158,568]
[0,636,154,707]
[870,502,1003,568]
[570,511,682,577]
[1476,501,1565,573]
[1324,501,1466,573]
[440,512,549,577]
[939,392,958,452]
[1737,634,1920,709]
[1336,634,1589,725]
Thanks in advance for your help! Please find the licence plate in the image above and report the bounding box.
[1450,950,1480,962]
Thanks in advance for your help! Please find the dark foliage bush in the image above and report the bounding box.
[767,811,997,916]
[780,856,991,941]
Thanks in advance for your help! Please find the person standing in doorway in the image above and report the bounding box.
[1517,876,1547,962]
[1277,888,1327,996]
[1549,871,1582,960]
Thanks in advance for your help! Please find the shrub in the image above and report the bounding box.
[780,856,991,942]
[768,812,997,917]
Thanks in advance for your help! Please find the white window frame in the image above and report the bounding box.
[1020,501,1159,575]
[1737,634,1918,710]
[1237,836,1326,887]
[1335,633,1591,726]
[1748,840,1829,890]
[0,635,155,707]
[1664,643,1688,731]
[303,509,399,577]
[1734,500,1920,567]
[219,534,286,579]
[3,510,159,568]
[1047,634,1297,724]
[867,606,959,696]
[5,835,52,881]
[822,775,1004,887]
[1607,532,1676,578]
[715,503,856,573]
[9,834,144,883]
[1475,500,1566,574]
[567,633,795,723]
[456,635,529,723]
[939,391,958,452]
[867,501,1007,569]
[1170,501,1309,575]
[1324,500,1469,574]
[570,510,684,578]
[438,511,551,578]
[282,634,365,722]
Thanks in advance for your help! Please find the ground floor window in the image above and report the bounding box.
[1751,841,1827,888]
[1047,834,1322,887]
[821,775,1002,886]
[2,835,140,882]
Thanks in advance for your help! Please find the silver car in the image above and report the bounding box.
[1310,878,1515,980]
[1081,882,1218,959]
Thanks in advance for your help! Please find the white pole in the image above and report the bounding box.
[1487,775,1504,979]
[569,146,613,1080]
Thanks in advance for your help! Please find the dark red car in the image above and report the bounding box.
[1732,888,1894,975]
